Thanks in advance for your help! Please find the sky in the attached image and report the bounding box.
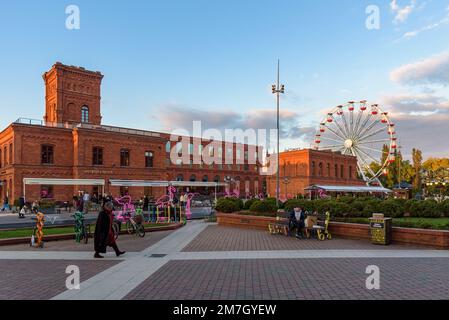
[0,0,449,160]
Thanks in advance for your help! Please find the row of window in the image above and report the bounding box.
[310,161,354,179]
[166,142,258,160]
[169,158,255,171]
[0,143,13,168]
[175,174,260,183]
[41,145,154,167]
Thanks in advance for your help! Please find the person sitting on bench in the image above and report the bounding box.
[289,207,306,239]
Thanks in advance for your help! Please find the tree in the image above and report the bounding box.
[412,148,423,191]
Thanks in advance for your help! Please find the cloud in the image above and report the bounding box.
[390,0,416,24]
[154,103,314,141]
[390,52,449,86]
[382,93,449,116]
[380,93,449,158]
[400,13,449,39]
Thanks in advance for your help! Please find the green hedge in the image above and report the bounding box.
[244,198,259,210]
[215,197,244,213]
[217,196,447,219]
[438,200,449,218]
[249,200,278,213]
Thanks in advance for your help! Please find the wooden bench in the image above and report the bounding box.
[268,212,290,236]
[309,212,332,240]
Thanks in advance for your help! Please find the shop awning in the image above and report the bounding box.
[23,178,105,186]
[304,185,392,193]
[108,180,227,187]
[109,180,169,187]
[171,181,227,187]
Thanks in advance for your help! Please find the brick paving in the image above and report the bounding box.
[0,229,174,252]
[0,259,119,300]
[125,258,449,300]
[182,225,426,252]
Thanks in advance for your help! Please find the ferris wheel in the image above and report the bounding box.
[312,101,397,186]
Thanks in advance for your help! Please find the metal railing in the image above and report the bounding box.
[14,118,161,137]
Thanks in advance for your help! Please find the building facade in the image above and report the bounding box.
[0,63,262,203]
[266,148,364,198]
[0,62,363,204]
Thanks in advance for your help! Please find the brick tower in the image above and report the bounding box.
[42,62,104,125]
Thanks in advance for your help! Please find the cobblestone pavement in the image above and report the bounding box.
[125,258,449,300]
[1,222,447,300]
[182,225,427,252]
[0,229,174,252]
[0,259,119,300]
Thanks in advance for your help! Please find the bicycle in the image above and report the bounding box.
[72,211,91,244]
[114,211,145,238]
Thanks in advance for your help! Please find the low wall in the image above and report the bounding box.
[216,213,449,248]
[0,223,184,246]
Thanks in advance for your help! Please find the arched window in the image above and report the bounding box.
[311,161,316,176]
[202,175,209,182]
[176,174,184,181]
[81,105,89,123]
[327,163,331,176]
[341,165,344,178]
[318,162,323,176]
[334,164,338,177]
[349,166,353,179]
[213,175,220,183]
[189,174,196,182]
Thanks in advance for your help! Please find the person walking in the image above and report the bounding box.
[83,191,90,214]
[1,196,10,212]
[94,201,125,258]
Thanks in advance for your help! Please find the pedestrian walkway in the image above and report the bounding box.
[52,220,209,300]
[2,222,449,300]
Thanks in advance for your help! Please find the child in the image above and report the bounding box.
[19,205,27,218]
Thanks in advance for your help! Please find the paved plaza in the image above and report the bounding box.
[1,221,449,300]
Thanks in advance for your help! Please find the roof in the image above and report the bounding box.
[23,178,105,186]
[304,184,392,193]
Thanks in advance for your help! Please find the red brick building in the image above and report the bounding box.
[0,63,263,203]
[0,62,363,204]
[267,148,364,198]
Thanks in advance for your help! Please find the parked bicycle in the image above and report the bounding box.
[112,196,145,238]
[113,211,145,238]
[72,211,91,244]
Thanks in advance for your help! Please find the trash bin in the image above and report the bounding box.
[369,213,392,245]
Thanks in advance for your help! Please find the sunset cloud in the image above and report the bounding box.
[390,52,449,86]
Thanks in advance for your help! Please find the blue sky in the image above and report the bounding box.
[1,0,449,158]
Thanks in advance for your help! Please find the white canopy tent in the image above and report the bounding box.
[304,185,392,194]
[23,178,106,201]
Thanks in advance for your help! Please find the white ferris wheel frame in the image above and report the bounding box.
[312,101,397,186]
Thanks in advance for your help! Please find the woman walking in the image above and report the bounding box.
[94,201,126,258]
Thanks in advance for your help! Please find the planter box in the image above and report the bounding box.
[216,212,449,248]
[216,213,277,231]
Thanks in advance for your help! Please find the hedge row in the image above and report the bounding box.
[216,197,449,218]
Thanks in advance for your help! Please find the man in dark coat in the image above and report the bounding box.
[289,207,306,239]
[94,201,125,258]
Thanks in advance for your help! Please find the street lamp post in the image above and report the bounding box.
[282,176,291,200]
[272,60,285,208]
